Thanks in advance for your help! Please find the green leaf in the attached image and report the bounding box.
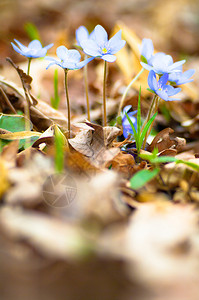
[0,114,37,152]
[24,22,40,41]
[176,160,199,172]
[51,69,60,110]
[147,88,156,94]
[150,156,177,164]
[116,115,122,126]
[140,55,148,64]
[125,112,138,141]
[54,125,66,173]
[130,168,160,190]
[140,112,157,147]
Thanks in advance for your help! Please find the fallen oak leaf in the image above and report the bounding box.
[147,128,186,153]
[105,151,136,179]
[69,122,121,167]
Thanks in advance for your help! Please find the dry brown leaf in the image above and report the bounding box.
[69,122,121,167]
[105,151,136,179]
[147,128,186,153]
[6,57,32,92]
[0,140,19,168]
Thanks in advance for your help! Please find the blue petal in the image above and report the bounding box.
[43,43,54,51]
[81,39,101,57]
[140,38,154,62]
[76,26,89,47]
[45,56,57,62]
[122,105,132,115]
[89,30,96,41]
[168,72,179,83]
[148,70,158,91]
[46,61,59,70]
[76,57,94,69]
[108,30,126,54]
[166,85,181,96]
[168,60,186,71]
[28,40,42,50]
[159,73,169,86]
[101,54,116,62]
[11,43,24,56]
[150,53,173,74]
[178,69,195,84]
[68,49,81,63]
[56,46,68,60]
[156,89,169,101]
[62,61,77,69]
[94,25,108,47]
[140,62,153,71]
[13,39,28,52]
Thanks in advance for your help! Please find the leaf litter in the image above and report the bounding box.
[0,2,199,300]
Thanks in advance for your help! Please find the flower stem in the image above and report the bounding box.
[27,58,32,76]
[103,60,107,127]
[142,96,160,150]
[84,55,90,121]
[118,67,144,118]
[64,69,71,138]
[141,94,158,131]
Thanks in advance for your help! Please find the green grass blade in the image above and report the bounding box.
[24,22,40,41]
[140,112,157,147]
[137,87,141,139]
[51,69,60,110]
[130,168,160,190]
[125,112,138,142]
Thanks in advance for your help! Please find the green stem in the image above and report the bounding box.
[142,96,160,150]
[27,58,32,76]
[103,60,107,127]
[118,67,144,118]
[141,94,158,131]
[64,69,71,138]
[84,55,90,121]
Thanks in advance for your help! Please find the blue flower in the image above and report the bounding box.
[80,25,126,62]
[11,39,53,58]
[168,66,195,85]
[141,52,186,75]
[46,46,93,70]
[76,26,95,48]
[122,105,137,138]
[148,70,181,101]
[139,38,154,64]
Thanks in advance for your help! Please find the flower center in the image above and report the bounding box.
[102,47,108,54]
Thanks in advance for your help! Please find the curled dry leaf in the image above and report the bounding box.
[6,57,32,92]
[147,128,186,153]
[69,122,121,167]
[105,151,136,179]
